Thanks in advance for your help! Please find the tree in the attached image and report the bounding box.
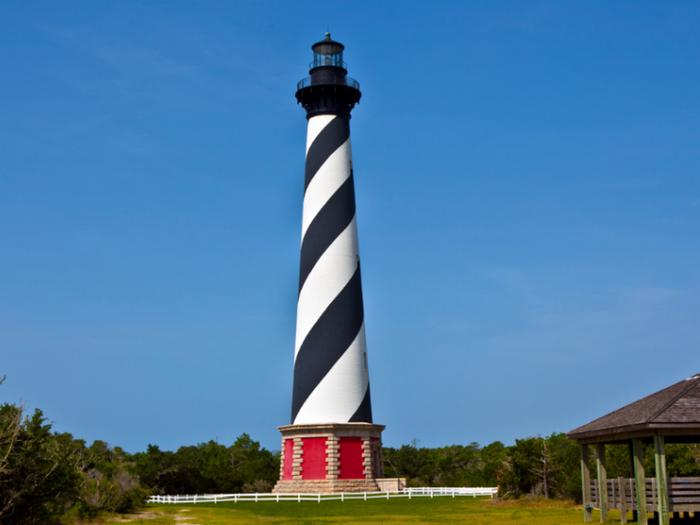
[0,406,81,524]
[502,437,543,497]
[478,441,509,487]
[229,434,278,492]
[545,433,580,500]
[531,438,553,498]
[77,439,148,516]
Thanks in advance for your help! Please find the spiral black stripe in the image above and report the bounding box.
[291,264,365,423]
[304,116,350,191]
[349,385,372,422]
[298,174,356,292]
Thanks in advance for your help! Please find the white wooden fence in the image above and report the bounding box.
[148,486,498,504]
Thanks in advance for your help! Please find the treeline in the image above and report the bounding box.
[3,397,700,524]
[0,404,148,525]
[0,400,280,524]
[384,435,700,500]
[383,436,582,498]
[132,436,279,495]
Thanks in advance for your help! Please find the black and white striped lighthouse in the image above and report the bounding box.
[273,34,386,493]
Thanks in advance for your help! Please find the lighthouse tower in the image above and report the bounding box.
[273,34,385,493]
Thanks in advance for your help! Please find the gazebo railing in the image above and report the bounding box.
[591,477,700,513]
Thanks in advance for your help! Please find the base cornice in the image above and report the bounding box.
[272,479,380,493]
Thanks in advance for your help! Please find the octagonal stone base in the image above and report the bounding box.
[272,422,385,493]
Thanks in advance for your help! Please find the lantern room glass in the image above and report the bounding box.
[311,44,346,69]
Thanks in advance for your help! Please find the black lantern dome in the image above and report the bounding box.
[295,33,361,118]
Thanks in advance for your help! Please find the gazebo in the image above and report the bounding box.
[568,373,700,525]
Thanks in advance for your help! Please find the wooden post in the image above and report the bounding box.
[581,444,593,522]
[618,477,627,524]
[653,435,670,525]
[628,442,638,523]
[632,439,648,525]
[596,444,608,523]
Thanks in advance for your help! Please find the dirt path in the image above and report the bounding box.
[87,509,170,524]
[173,508,202,525]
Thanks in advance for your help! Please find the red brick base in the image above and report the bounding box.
[272,422,385,493]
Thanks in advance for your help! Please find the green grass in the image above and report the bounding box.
[93,497,617,525]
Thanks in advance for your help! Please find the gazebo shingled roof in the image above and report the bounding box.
[567,372,700,525]
[568,373,700,443]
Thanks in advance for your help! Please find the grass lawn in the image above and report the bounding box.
[93,497,614,525]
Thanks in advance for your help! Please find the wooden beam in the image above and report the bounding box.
[596,443,608,523]
[654,435,670,525]
[581,444,593,522]
[632,439,648,525]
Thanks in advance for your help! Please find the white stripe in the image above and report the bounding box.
[305,114,336,155]
[294,218,359,357]
[293,324,369,424]
[301,138,351,239]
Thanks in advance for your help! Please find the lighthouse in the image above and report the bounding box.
[273,34,385,493]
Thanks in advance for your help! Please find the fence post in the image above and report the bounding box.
[276,493,279,503]
[341,492,344,502]
[298,493,301,503]
[364,492,367,501]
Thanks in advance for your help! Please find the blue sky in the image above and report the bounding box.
[1,1,699,452]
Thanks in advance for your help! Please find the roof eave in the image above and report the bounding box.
[568,422,700,444]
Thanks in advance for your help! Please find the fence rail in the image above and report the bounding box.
[148,487,498,505]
